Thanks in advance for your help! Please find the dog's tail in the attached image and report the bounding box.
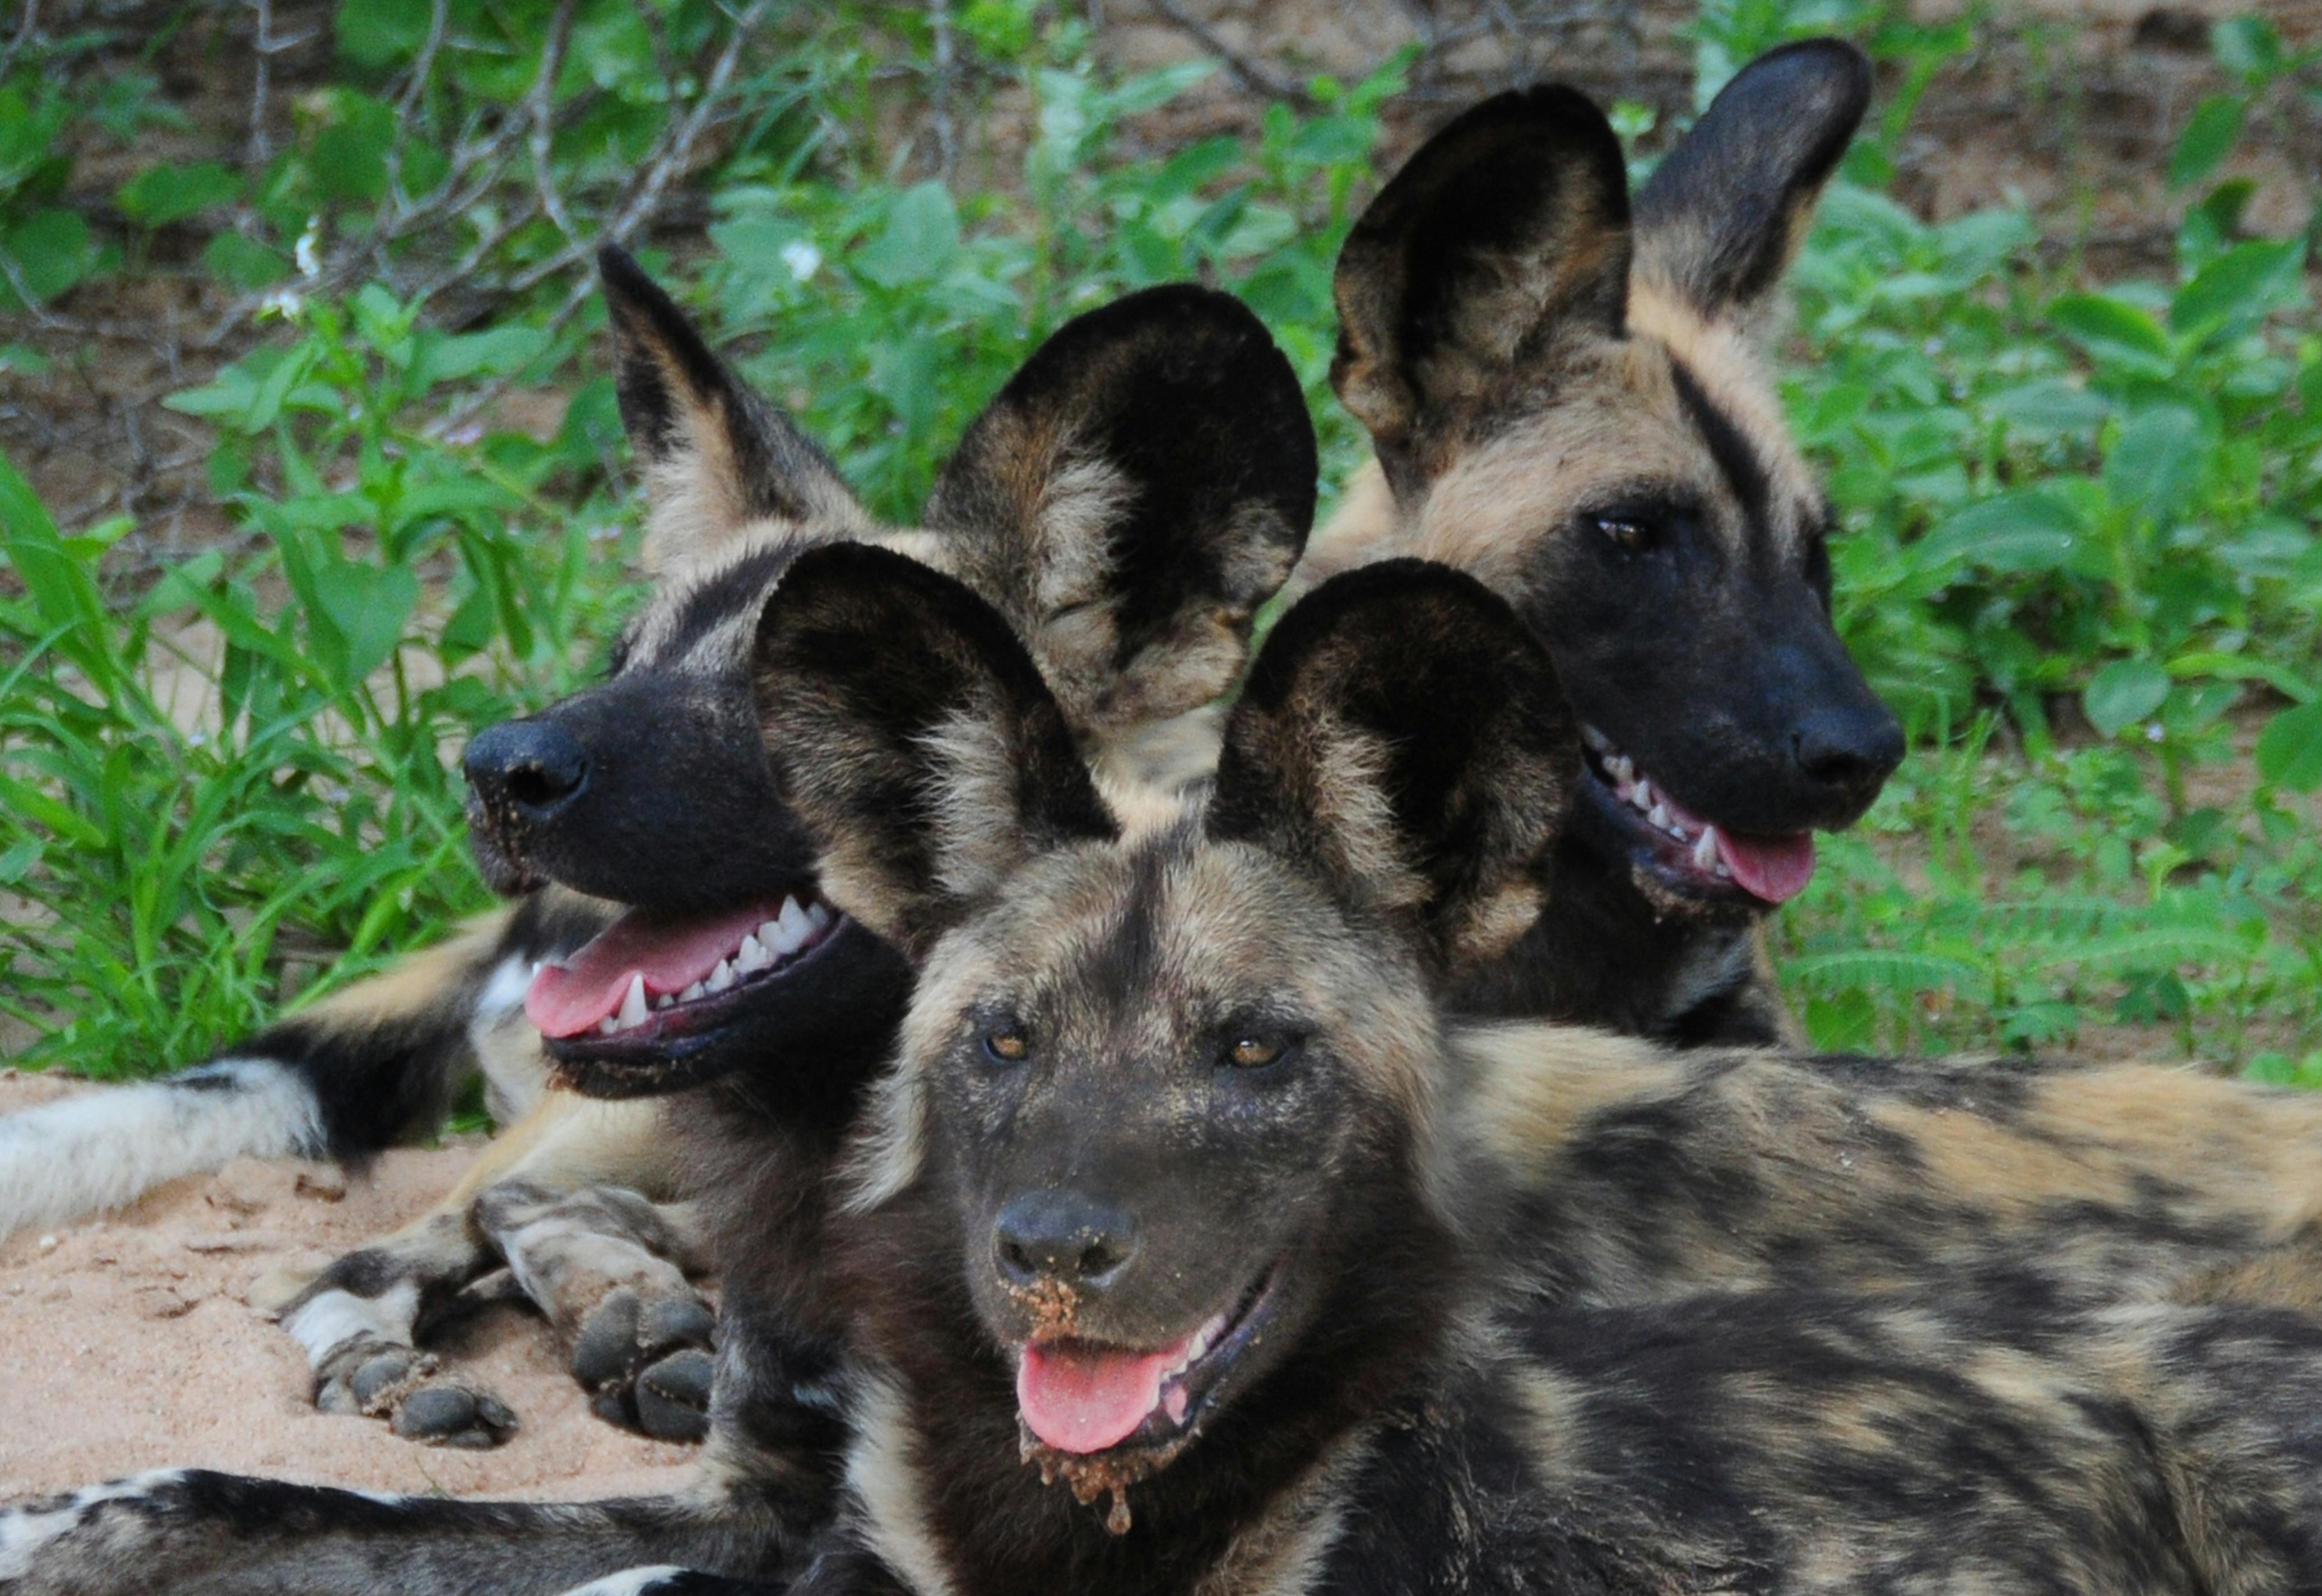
[0,908,531,1242]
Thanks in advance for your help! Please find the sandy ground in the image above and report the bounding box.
[0,1071,698,1505]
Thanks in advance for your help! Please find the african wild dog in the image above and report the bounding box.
[589,547,2322,1596]
[0,268,1319,1596]
[1309,39,1902,1045]
[0,244,1311,1450]
[0,36,1890,1450]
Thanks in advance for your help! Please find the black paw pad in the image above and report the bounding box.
[571,1289,644,1389]
[635,1348,715,1442]
[393,1385,519,1449]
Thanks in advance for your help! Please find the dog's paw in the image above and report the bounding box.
[572,1285,716,1441]
[314,1337,519,1448]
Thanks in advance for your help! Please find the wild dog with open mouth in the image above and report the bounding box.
[1309,39,1902,1045]
[0,245,1311,1450]
[0,272,1317,1594]
[575,548,2322,1596]
[0,38,1891,1450]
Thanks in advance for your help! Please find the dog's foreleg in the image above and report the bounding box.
[0,1470,791,1596]
[470,1121,718,1442]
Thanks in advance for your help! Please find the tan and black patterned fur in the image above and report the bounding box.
[711,553,2322,1596]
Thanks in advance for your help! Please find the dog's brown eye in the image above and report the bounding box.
[982,1026,1030,1064]
[1596,516,1652,552]
[1225,1035,1285,1069]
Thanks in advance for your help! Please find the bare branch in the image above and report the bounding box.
[1145,0,1316,110]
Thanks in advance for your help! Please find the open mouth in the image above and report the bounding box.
[1014,1264,1279,1462]
[524,892,844,1071]
[1578,725,1815,907]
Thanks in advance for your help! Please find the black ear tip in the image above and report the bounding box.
[1727,36,1873,120]
[597,242,659,310]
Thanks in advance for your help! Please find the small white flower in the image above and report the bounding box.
[295,217,323,279]
[261,287,304,319]
[781,240,821,282]
[2144,721,2166,744]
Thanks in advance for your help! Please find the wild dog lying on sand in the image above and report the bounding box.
[580,549,2322,1595]
[0,250,1312,1449]
[0,277,1320,1595]
[0,38,1898,1447]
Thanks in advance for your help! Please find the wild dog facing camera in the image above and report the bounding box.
[755,546,1571,1542]
[463,250,1315,1099]
[1331,40,1902,917]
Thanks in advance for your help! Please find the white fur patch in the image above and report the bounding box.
[0,1470,185,1579]
[846,1375,960,1596]
[0,1060,323,1240]
[552,1568,688,1596]
[280,1280,422,1366]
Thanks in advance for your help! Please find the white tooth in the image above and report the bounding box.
[1649,801,1674,832]
[1693,830,1719,870]
[1610,754,1634,785]
[736,934,772,975]
[656,994,677,1010]
[805,901,833,931]
[706,959,736,994]
[777,898,812,952]
[1631,777,1654,811]
[759,918,792,956]
[530,959,544,976]
[1581,724,1610,753]
[598,1016,620,1036]
[681,981,707,1002]
[618,973,649,1031]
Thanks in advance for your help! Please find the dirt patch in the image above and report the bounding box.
[0,1071,696,1502]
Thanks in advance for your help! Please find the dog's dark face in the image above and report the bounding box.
[465,250,1314,1097]
[755,549,1566,1513]
[1326,41,1902,918]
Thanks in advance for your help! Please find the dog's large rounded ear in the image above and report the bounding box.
[1208,559,1577,976]
[1332,87,1631,480]
[924,285,1316,744]
[753,542,1116,961]
[600,245,865,574]
[1633,39,1870,318]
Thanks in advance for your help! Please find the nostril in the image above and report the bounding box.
[1795,713,1905,793]
[506,761,580,810]
[465,720,588,819]
[993,1190,1139,1292]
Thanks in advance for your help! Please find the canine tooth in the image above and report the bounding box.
[1692,830,1719,870]
[735,934,772,975]
[1631,777,1654,811]
[619,973,650,1031]
[681,981,707,1002]
[706,959,736,994]
[777,898,814,951]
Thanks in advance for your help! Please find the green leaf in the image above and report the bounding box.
[1917,490,2082,576]
[116,161,243,226]
[201,232,291,290]
[853,183,960,288]
[2048,293,2175,379]
[411,326,550,388]
[2082,659,2170,739]
[2103,403,2208,521]
[2257,702,2322,792]
[2170,238,2305,335]
[2212,16,2282,83]
[314,558,418,685]
[2168,94,2245,188]
[0,210,100,308]
[335,0,435,67]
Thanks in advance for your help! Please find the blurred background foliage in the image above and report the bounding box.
[0,0,2319,1078]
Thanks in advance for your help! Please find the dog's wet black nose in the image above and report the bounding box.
[995,1190,1139,1292]
[1793,703,1905,805]
[464,718,590,823]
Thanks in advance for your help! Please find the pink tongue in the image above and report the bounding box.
[1711,827,1817,904]
[524,902,780,1038]
[1017,1336,1192,1455]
